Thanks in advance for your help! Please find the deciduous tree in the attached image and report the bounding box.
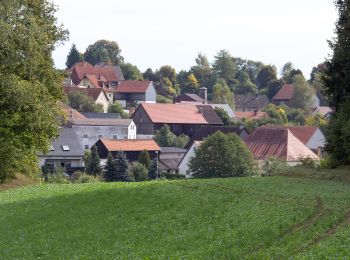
[84,40,123,66]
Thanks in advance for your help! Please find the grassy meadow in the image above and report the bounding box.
[1,176,350,258]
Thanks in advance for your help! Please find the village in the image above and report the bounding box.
[39,60,331,180]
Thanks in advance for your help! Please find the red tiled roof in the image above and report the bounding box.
[117,80,151,93]
[272,84,295,101]
[63,86,107,101]
[137,103,219,124]
[245,127,318,161]
[60,104,87,121]
[263,126,318,144]
[234,111,267,120]
[100,139,160,152]
[85,74,100,88]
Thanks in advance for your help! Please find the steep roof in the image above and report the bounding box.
[116,80,151,93]
[234,95,269,109]
[136,103,222,125]
[70,62,124,85]
[272,84,294,101]
[99,139,160,152]
[40,128,84,157]
[245,127,318,161]
[209,104,235,118]
[173,93,205,103]
[313,106,333,117]
[263,126,319,144]
[159,158,183,171]
[63,86,108,101]
[185,125,248,149]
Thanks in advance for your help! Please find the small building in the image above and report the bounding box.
[64,86,110,113]
[159,147,187,173]
[245,127,319,166]
[272,84,294,106]
[185,125,249,149]
[38,128,84,172]
[178,141,203,177]
[234,95,269,112]
[93,139,160,163]
[173,93,205,104]
[131,103,223,136]
[115,80,156,108]
[312,106,333,119]
[68,118,137,150]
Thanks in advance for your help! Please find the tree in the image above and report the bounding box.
[148,158,158,180]
[65,44,82,69]
[172,134,190,148]
[86,146,102,176]
[143,68,157,81]
[130,162,148,181]
[186,73,199,93]
[289,75,314,110]
[234,70,258,95]
[84,40,123,66]
[266,79,283,100]
[212,78,234,108]
[120,62,143,80]
[67,91,103,112]
[108,102,128,118]
[157,65,176,85]
[212,50,237,87]
[285,69,304,84]
[0,1,68,182]
[104,152,117,182]
[281,62,294,82]
[113,151,131,181]
[262,104,288,125]
[138,150,151,168]
[214,107,232,126]
[189,131,255,178]
[154,124,174,147]
[256,65,277,89]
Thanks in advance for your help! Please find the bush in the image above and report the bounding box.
[162,172,185,180]
[70,171,100,183]
[262,157,288,176]
[130,162,148,181]
[299,156,316,168]
[45,166,70,184]
[318,156,337,169]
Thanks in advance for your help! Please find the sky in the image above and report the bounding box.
[52,0,338,78]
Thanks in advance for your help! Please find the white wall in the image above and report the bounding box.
[145,83,157,103]
[178,142,200,177]
[306,128,326,151]
[95,92,109,113]
[128,121,137,139]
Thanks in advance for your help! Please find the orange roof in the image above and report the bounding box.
[263,126,318,144]
[117,80,151,93]
[273,84,294,101]
[234,111,267,120]
[63,86,108,101]
[100,139,160,152]
[61,104,87,121]
[139,103,209,124]
[245,127,318,161]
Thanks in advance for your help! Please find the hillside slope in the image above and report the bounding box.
[1,177,350,258]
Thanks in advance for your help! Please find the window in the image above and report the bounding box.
[83,134,88,138]
[50,145,55,151]
[113,135,118,139]
[62,145,70,151]
[85,145,89,150]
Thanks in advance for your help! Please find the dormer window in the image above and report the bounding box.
[62,145,70,151]
[50,145,55,151]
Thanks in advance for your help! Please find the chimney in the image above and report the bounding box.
[199,87,207,103]
[254,109,258,116]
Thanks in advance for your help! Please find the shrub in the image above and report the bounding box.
[130,162,148,181]
[76,173,100,183]
[262,157,288,176]
[299,156,316,168]
[318,156,337,169]
[45,166,70,184]
[162,172,185,180]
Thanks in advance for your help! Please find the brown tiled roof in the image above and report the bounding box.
[234,111,267,120]
[85,74,100,88]
[263,126,318,144]
[272,84,294,101]
[173,93,205,103]
[70,62,124,85]
[245,127,318,161]
[100,139,160,152]
[116,80,151,93]
[159,158,183,171]
[70,118,132,126]
[63,86,107,101]
[61,104,87,121]
[196,105,223,125]
[234,95,269,109]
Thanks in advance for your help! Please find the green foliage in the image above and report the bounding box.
[0,1,68,182]
[130,162,148,182]
[85,146,102,176]
[108,102,128,118]
[285,69,304,84]
[286,108,306,125]
[266,79,283,100]
[67,90,103,112]
[71,171,100,183]
[289,75,315,110]
[65,44,82,69]
[156,95,173,103]
[262,104,288,125]
[143,68,157,81]
[262,157,288,176]
[212,50,237,87]
[120,62,143,80]
[138,150,151,168]
[280,62,294,82]
[212,78,234,108]
[154,125,189,148]
[114,151,132,182]
[157,65,176,85]
[256,65,277,89]
[234,70,258,95]
[44,166,69,184]
[104,152,117,182]
[214,107,232,126]
[148,158,158,180]
[84,40,123,66]
[190,131,256,178]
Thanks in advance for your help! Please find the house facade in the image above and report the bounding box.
[178,141,203,177]
[159,147,187,173]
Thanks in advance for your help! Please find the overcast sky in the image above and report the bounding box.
[52,0,337,77]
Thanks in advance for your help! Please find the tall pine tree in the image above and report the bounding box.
[86,146,102,176]
[114,151,130,181]
[66,44,82,69]
[148,158,158,180]
[138,149,151,168]
[104,152,117,182]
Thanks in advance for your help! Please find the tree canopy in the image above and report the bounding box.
[66,44,82,69]
[84,40,124,66]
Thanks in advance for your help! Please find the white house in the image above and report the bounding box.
[178,141,203,177]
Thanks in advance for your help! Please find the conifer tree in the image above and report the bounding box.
[114,151,130,181]
[104,152,117,182]
[86,146,102,176]
[148,158,158,180]
[138,150,151,168]
[66,44,82,69]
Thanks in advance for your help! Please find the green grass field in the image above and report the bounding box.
[1,176,350,258]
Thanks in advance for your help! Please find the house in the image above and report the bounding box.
[263,126,326,155]
[185,125,249,149]
[312,106,333,119]
[64,86,110,113]
[68,61,124,89]
[115,80,156,108]
[178,141,203,177]
[81,112,119,119]
[67,117,136,150]
[38,128,84,173]
[93,139,160,163]
[158,147,187,173]
[234,95,269,112]
[233,111,267,121]
[173,93,205,104]
[272,84,294,106]
[245,127,319,166]
[131,103,223,136]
